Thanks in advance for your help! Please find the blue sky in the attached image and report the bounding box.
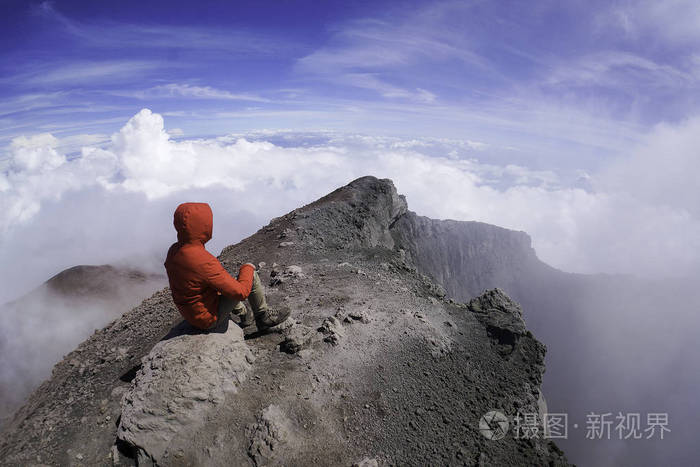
[3,0,700,170]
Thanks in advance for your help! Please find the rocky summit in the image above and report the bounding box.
[0,176,569,466]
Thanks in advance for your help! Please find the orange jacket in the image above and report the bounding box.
[164,202,254,329]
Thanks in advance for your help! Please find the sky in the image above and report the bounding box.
[3,0,700,299]
[3,0,699,156]
[1,1,700,465]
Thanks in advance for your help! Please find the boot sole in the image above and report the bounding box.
[255,310,291,332]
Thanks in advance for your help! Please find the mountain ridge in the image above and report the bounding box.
[0,176,569,466]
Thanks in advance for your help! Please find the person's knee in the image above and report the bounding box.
[251,270,264,291]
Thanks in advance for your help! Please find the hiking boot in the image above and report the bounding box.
[237,307,255,328]
[231,303,254,328]
[255,306,291,331]
[246,269,290,330]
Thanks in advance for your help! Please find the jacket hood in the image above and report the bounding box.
[173,202,213,244]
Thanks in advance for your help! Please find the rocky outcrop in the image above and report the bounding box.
[467,288,528,355]
[0,176,569,466]
[294,175,407,250]
[117,320,254,465]
[246,405,294,466]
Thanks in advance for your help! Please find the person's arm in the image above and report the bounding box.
[202,257,255,300]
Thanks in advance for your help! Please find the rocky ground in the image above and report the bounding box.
[0,176,569,466]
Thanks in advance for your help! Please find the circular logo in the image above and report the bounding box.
[479,410,509,440]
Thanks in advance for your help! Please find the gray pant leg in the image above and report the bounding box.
[219,294,246,314]
[247,270,268,314]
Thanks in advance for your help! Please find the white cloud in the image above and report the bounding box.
[8,134,65,172]
[19,61,164,86]
[55,133,110,150]
[123,84,270,103]
[0,92,68,117]
[2,109,700,303]
[602,0,700,45]
[298,13,486,72]
[546,51,694,90]
[334,73,438,103]
[295,6,490,103]
[35,1,292,56]
[595,117,700,216]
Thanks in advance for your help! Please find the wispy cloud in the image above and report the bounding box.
[545,51,696,89]
[338,73,437,103]
[121,84,270,103]
[299,7,490,70]
[0,92,68,117]
[294,6,497,104]
[599,0,700,45]
[4,60,167,88]
[33,1,295,56]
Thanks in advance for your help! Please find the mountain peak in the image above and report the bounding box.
[0,177,569,466]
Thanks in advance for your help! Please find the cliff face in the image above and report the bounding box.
[0,176,569,466]
[390,213,542,302]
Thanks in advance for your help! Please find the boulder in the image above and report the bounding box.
[467,288,527,353]
[117,321,254,464]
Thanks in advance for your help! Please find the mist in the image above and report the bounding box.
[514,272,700,466]
[0,273,166,426]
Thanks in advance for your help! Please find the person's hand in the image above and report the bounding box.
[243,262,256,270]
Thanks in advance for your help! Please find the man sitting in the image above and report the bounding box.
[164,202,290,331]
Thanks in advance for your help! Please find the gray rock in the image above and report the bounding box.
[285,265,303,275]
[269,276,284,286]
[296,176,407,250]
[247,405,292,466]
[347,309,371,324]
[280,324,314,354]
[116,322,254,464]
[353,458,379,467]
[283,265,305,279]
[110,444,120,466]
[467,288,527,352]
[318,316,344,345]
[390,211,537,302]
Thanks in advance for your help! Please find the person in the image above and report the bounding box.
[164,202,290,331]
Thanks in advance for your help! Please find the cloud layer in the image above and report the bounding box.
[2,109,699,304]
